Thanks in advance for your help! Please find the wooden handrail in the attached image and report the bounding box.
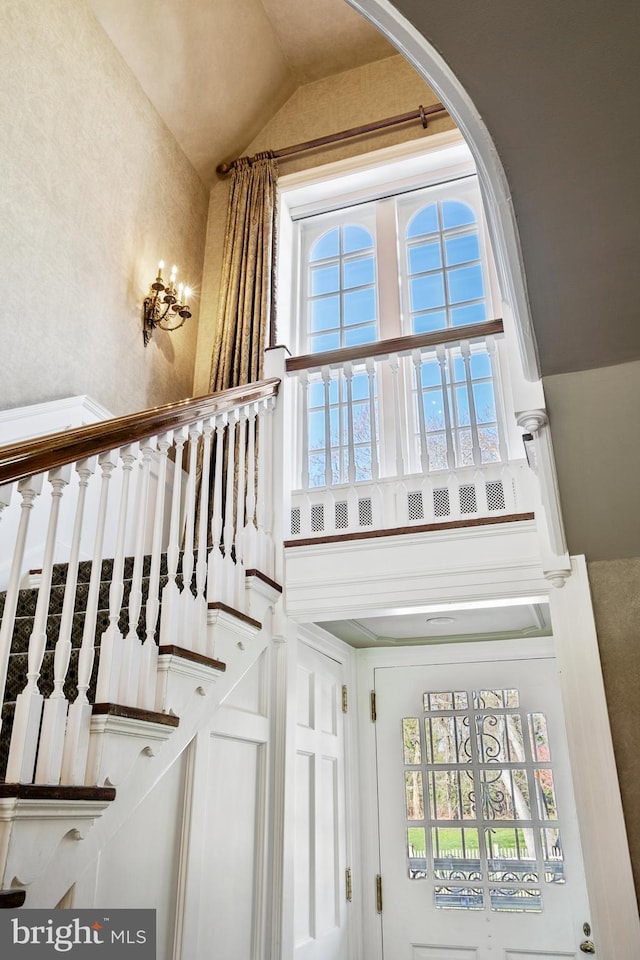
[285,319,504,373]
[0,378,280,485]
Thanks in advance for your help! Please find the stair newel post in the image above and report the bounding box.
[95,443,138,705]
[242,401,258,571]
[139,433,170,710]
[222,408,239,606]
[160,427,187,646]
[0,474,44,740]
[255,398,268,569]
[6,464,71,784]
[35,457,97,785]
[234,407,248,611]
[61,450,116,785]
[119,437,155,706]
[193,418,213,654]
[207,413,226,609]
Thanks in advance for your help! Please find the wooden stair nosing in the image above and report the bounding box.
[158,645,226,672]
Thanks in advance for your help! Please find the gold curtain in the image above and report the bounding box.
[209,152,279,391]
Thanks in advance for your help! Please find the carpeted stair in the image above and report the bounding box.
[0,554,185,781]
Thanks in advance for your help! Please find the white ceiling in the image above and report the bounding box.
[320,600,551,648]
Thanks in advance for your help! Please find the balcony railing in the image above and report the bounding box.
[284,321,534,541]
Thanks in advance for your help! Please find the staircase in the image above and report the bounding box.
[0,376,282,906]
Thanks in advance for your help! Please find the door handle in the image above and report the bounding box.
[579,940,595,954]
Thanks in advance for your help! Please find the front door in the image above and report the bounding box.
[375,645,594,959]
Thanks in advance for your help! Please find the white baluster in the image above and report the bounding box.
[299,371,310,492]
[160,427,187,645]
[139,433,170,709]
[412,348,430,473]
[95,443,138,704]
[461,340,482,466]
[119,438,154,706]
[61,450,116,784]
[222,409,238,606]
[243,402,258,571]
[344,361,356,485]
[0,474,44,740]
[7,464,71,783]
[486,335,507,462]
[179,422,201,649]
[234,408,248,610]
[322,365,332,487]
[255,401,269,570]
[366,357,379,482]
[389,353,405,479]
[262,396,277,577]
[193,419,213,653]
[207,413,226,604]
[35,457,96,784]
[436,344,456,469]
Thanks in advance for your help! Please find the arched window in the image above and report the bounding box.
[304,218,378,354]
[404,199,487,334]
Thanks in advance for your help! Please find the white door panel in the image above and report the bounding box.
[294,641,349,960]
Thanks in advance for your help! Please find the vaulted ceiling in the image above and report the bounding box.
[89,0,640,378]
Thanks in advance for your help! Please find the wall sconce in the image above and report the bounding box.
[143,261,192,346]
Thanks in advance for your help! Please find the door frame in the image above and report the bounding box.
[356,557,639,960]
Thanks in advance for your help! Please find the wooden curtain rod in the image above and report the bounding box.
[216,102,447,175]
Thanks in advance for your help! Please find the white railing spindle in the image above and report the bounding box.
[461,340,482,467]
[207,413,226,604]
[95,443,138,704]
[366,357,379,482]
[61,450,116,784]
[35,457,96,784]
[160,427,187,646]
[243,403,258,570]
[139,433,170,709]
[0,474,44,740]
[222,409,238,606]
[118,439,154,706]
[7,464,71,783]
[193,419,213,653]
[179,423,201,649]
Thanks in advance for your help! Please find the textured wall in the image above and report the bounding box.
[543,360,640,561]
[194,54,453,394]
[0,0,209,417]
[588,558,640,902]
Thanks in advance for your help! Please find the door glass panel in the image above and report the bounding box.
[402,685,569,914]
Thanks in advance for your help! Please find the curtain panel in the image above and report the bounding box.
[209,153,279,391]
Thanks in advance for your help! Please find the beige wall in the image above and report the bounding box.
[543,360,640,561]
[1,0,209,418]
[193,54,454,394]
[587,558,640,902]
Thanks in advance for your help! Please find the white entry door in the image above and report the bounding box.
[375,648,594,960]
[294,640,350,960]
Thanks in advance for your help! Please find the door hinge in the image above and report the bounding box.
[342,684,348,714]
[370,690,377,722]
[345,867,352,902]
[375,874,383,913]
